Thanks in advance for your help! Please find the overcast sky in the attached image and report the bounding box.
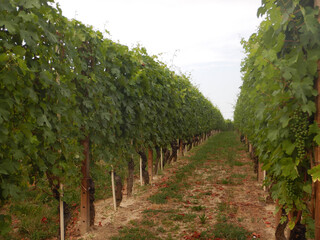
[55,0,262,120]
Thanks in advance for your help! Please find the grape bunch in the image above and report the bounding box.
[285,178,300,199]
[290,109,308,161]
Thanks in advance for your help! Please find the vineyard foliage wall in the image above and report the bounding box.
[0,0,226,233]
[234,0,320,235]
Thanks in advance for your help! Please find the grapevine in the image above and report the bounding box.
[0,0,226,235]
[234,0,320,238]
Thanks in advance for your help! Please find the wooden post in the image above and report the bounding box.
[148,148,153,183]
[139,157,143,186]
[111,167,117,211]
[80,136,90,234]
[160,147,163,170]
[179,139,184,156]
[258,161,263,182]
[275,199,281,229]
[176,139,180,156]
[315,2,320,238]
[60,183,64,240]
[263,170,266,191]
[249,143,253,154]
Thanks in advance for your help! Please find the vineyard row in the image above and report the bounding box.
[234,0,320,239]
[0,0,229,237]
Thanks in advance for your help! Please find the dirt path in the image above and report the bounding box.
[71,132,276,240]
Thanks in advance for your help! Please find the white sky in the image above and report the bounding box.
[55,0,262,120]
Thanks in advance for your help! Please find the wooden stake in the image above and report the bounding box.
[315,2,320,238]
[314,88,320,239]
[111,167,117,211]
[249,143,253,154]
[80,136,90,235]
[275,199,281,228]
[176,139,180,156]
[60,183,64,240]
[258,161,263,182]
[160,147,163,170]
[148,148,153,183]
[179,139,184,156]
[140,156,143,186]
[263,170,266,191]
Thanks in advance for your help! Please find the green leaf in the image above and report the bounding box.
[308,165,320,182]
[39,71,53,87]
[302,184,312,194]
[111,67,121,77]
[283,70,292,80]
[21,0,41,9]
[309,122,320,134]
[280,158,298,178]
[19,29,39,47]
[1,182,20,199]
[0,20,18,34]
[0,168,8,175]
[0,107,10,122]
[314,134,320,146]
[267,129,278,141]
[17,58,28,75]
[13,150,24,160]
[280,114,289,128]
[18,11,38,23]
[27,88,38,102]
[282,140,295,155]
[12,46,26,56]
[301,101,316,115]
[256,103,265,120]
[0,53,9,62]
[280,216,287,224]
[257,6,267,17]
[288,219,295,230]
[37,115,52,128]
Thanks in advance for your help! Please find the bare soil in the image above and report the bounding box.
[69,140,276,240]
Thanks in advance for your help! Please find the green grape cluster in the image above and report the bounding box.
[285,178,300,199]
[290,110,308,161]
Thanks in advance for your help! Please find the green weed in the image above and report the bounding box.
[111,227,160,240]
[212,222,250,240]
[191,205,206,211]
[220,178,234,185]
[215,202,238,223]
[199,213,207,224]
[142,209,175,215]
[168,213,197,223]
[148,192,168,204]
[9,201,58,240]
[157,226,166,233]
[141,219,155,227]
[233,161,245,166]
